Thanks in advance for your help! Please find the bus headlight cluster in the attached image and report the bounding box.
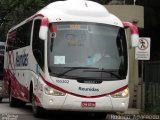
[44,85,66,96]
[111,88,129,98]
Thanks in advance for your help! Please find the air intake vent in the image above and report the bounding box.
[77,79,102,84]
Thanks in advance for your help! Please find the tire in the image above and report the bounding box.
[17,100,26,107]
[32,98,45,117]
[9,92,18,107]
[8,81,26,107]
[96,113,107,119]
[89,112,107,120]
[31,89,45,117]
[30,82,46,117]
[9,85,19,107]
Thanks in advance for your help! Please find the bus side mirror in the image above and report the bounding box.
[123,22,139,47]
[39,17,49,40]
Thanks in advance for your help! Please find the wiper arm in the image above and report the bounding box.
[57,67,99,77]
[84,69,122,79]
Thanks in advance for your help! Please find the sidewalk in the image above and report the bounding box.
[124,108,141,114]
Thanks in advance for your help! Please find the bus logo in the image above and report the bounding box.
[78,87,99,92]
[16,51,28,67]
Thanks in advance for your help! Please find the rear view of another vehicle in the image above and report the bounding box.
[0,74,4,102]
[0,42,6,102]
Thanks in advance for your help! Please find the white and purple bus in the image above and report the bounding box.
[4,0,139,117]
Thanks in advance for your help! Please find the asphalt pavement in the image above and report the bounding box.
[0,98,107,120]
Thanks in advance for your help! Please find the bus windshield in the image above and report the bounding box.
[47,22,128,80]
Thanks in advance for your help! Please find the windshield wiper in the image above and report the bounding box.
[57,67,99,77]
[83,69,122,79]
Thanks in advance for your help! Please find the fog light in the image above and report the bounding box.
[49,99,53,103]
[121,102,125,106]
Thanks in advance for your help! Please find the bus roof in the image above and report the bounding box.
[38,0,123,26]
[9,0,123,32]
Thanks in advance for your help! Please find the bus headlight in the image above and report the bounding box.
[44,85,66,96]
[111,88,129,98]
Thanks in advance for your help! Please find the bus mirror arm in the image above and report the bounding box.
[123,22,139,47]
[39,17,49,40]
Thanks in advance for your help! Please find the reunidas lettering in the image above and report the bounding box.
[79,87,99,92]
[16,51,28,67]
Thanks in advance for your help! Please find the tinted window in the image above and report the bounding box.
[7,21,32,51]
[32,19,44,70]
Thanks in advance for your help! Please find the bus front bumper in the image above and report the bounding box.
[42,94,129,112]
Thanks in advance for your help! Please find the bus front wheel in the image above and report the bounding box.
[8,83,19,107]
[9,90,18,107]
[32,97,45,117]
[88,112,107,119]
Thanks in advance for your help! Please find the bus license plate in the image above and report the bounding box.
[81,102,96,107]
